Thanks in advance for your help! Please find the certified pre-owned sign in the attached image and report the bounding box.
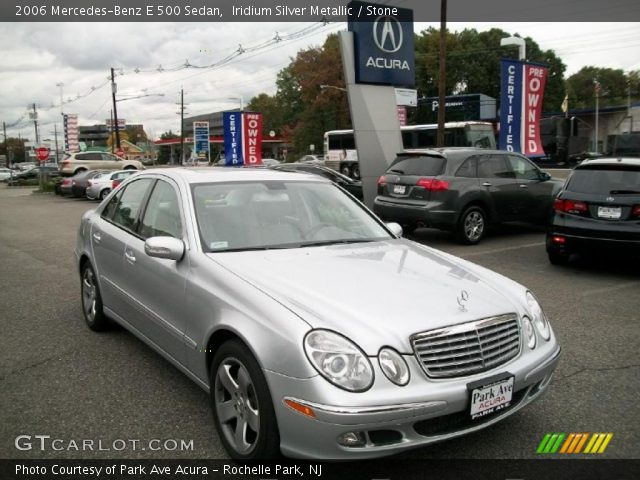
[348,1,415,88]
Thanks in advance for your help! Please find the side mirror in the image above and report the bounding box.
[386,222,404,237]
[144,236,185,261]
[540,171,551,181]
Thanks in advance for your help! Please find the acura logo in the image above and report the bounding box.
[373,16,403,53]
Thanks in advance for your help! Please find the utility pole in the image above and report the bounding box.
[176,88,188,165]
[31,103,40,144]
[53,124,60,164]
[110,68,121,149]
[594,79,600,152]
[2,121,7,165]
[436,0,447,147]
[56,82,64,116]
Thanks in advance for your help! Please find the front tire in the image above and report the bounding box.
[457,206,487,245]
[351,165,360,180]
[210,340,280,459]
[81,263,109,331]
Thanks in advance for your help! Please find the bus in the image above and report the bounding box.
[324,121,496,178]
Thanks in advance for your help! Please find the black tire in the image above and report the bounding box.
[548,250,570,266]
[123,166,137,170]
[402,224,417,234]
[210,340,280,460]
[99,188,110,200]
[351,165,360,180]
[74,168,87,175]
[80,263,109,331]
[456,206,487,245]
[340,165,351,177]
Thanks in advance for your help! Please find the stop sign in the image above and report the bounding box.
[36,147,49,161]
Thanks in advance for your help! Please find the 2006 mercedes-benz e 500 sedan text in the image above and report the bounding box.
[75,168,561,459]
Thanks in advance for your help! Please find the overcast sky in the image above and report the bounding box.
[1,21,638,142]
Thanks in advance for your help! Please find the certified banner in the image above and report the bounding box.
[499,59,549,157]
[223,112,243,166]
[241,112,263,166]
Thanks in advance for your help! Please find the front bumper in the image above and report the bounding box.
[268,343,561,459]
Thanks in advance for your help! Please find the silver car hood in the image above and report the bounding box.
[207,239,520,354]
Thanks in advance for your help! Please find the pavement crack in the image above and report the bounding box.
[0,349,78,381]
[554,363,640,383]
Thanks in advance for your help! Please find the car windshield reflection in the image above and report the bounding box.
[192,181,391,252]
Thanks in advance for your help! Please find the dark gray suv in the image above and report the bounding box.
[373,148,563,244]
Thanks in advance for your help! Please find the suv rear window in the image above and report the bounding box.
[567,165,640,194]
[387,155,446,176]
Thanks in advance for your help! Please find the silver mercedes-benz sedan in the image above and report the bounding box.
[75,167,561,460]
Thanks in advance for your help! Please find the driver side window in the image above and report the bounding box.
[508,155,541,181]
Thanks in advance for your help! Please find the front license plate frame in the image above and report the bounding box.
[468,375,515,420]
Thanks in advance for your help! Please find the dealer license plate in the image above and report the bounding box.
[393,185,406,194]
[470,376,514,420]
[597,206,621,219]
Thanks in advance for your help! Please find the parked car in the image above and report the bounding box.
[6,165,60,184]
[86,169,138,201]
[62,170,111,197]
[546,157,640,264]
[271,163,363,200]
[58,151,143,176]
[76,167,560,460]
[374,148,563,244]
[0,167,13,181]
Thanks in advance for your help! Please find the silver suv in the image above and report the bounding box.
[59,151,143,176]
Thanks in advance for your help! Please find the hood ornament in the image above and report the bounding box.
[457,290,469,312]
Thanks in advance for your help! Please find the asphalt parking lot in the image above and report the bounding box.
[1,184,638,461]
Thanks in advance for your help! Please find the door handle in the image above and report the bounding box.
[92,232,101,243]
[519,184,528,188]
[124,251,136,264]
[481,182,492,187]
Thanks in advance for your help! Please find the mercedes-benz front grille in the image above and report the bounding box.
[411,314,521,379]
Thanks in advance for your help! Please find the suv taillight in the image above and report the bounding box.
[554,198,588,214]
[377,175,387,185]
[61,160,70,165]
[632,205,640,217]
[416,177,449,191]
[112,179,121,189]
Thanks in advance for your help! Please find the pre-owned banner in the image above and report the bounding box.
[499,59,548,157]
[63,114,79,153]
[241,112,263,166]
[223,112,243,166]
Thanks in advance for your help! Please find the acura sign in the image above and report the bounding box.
[348,1,415,87]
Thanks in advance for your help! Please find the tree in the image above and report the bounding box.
[566,67,639,109]
[413,28,566,120]
[1,137,27,164]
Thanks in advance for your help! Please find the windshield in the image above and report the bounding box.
[568,165,640,194]
[193,181,391,252]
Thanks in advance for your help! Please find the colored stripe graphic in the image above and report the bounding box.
[538,433,613,454]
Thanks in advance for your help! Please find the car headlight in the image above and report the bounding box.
[304,330,374,392]
[526,291,551,341]
[522,316,536,349]
[378,348,410,386]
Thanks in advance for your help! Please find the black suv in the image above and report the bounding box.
[373,148,562,244]
[546,158,640,264]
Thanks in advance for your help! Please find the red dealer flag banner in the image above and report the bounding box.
[499,60,549,157]
[242,112,263,166]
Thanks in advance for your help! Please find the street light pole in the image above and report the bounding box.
[594,79,600,152]
[500,36,526,61]
[436,0,447,147]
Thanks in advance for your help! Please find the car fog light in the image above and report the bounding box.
[522,316,536,349]
[337,431,366,447]
[378,348,410,386]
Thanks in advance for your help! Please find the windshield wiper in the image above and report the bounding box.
[212,245,294,252]
[388,169,405,174]
[609,190,640,195]
[299,239,373,248]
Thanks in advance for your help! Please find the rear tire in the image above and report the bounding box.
[457,206,487,245]
[99,188,110,200]
[210,340,280,460]
[352,165,360,180]
[340,165,351,177]
[81,263,109,331]
[548,250,570,266]
[402,224,417,234]
[123,166,137,170]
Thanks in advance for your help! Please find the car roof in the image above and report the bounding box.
[576,157,640,168]
[139,167,328,184]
